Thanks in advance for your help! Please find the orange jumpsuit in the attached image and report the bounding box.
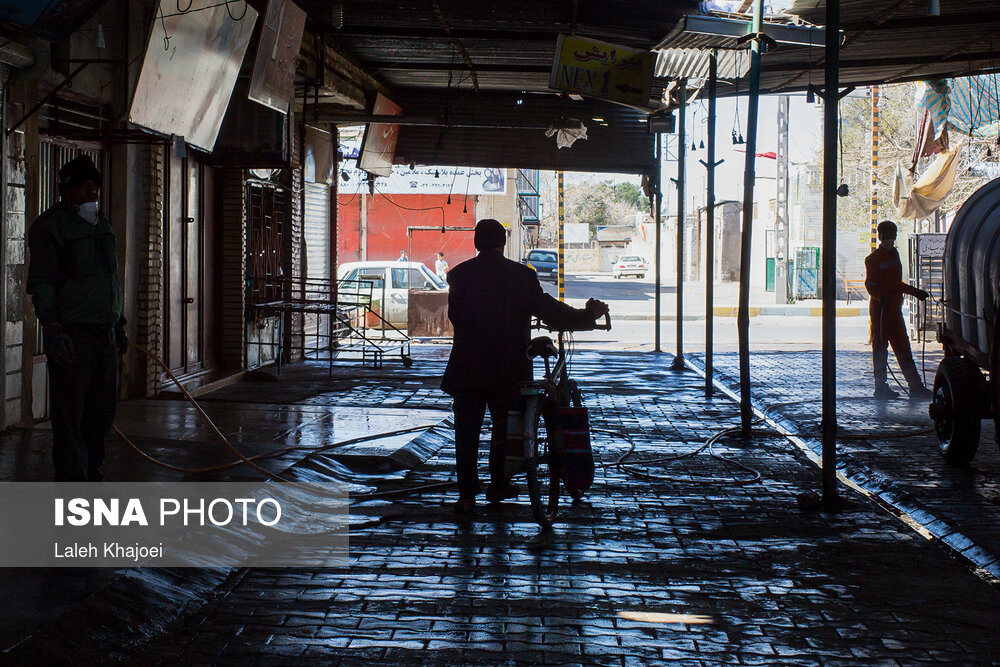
[864,245,922,389]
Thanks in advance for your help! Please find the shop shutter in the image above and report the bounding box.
[303,181,331,296]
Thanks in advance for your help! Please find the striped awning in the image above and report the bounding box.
[917,75,1000,138]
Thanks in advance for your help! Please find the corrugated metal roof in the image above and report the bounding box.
[761,0,1000,92]
[654,48,750,81]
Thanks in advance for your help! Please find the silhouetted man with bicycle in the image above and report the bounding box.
[442,218,609,516]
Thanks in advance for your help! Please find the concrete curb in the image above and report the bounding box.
[685,357,1000,584]
[614,306,864,321]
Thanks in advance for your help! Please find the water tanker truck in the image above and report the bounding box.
[929,177,1000,465]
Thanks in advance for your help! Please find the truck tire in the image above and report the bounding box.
[931,356,985,466]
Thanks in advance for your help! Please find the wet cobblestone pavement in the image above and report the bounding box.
[698,349,1000,580]
[104,347,1000,665]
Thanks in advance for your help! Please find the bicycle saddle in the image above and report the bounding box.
[526,336,558,359]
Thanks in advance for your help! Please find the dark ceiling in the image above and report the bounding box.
[293,0,1000,174]
[308,0,699,105]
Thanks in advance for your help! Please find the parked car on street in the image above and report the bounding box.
[337,261,447,327]
[612,255,647,279]
[522,248,559,283]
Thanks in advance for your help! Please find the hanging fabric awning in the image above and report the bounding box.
[917,75,1000,138]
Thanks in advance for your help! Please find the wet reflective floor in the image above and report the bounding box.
[4,348,1000,664]
[700,349,1000,578]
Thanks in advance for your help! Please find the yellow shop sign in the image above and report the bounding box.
[548,34,655,108]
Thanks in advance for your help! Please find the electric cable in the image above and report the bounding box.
[336,179,364,207]
[595,424,764,486]
[118,342,440,481]
[158,0,249,19]
[372,186,447,227]
[114,422,439,474]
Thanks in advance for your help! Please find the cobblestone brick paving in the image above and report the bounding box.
[699,349,1000,578]
[130,349,999,665]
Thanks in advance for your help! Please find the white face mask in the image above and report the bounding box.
[77,201,99,225]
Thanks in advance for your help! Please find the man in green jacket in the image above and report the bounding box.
[26,156,126,481]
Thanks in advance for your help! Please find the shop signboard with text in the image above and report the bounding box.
[548,34,654,109]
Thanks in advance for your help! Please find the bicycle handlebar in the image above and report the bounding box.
[531,312,612,332]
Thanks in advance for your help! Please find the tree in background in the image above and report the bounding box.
[838,82,995,235]
[571,181,645,235]
[536,176,645,244]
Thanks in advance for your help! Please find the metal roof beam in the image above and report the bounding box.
[331,26,659,48]
[363,62,551,73]
[763,50,1000,71]
[332,27,558,41]
[840,11,1000,31]
[302,110,553,129]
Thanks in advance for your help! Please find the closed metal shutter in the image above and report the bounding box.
[303,181,331,295]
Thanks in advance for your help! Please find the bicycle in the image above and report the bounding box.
[505,313,612,528]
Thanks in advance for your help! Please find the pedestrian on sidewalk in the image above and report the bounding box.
[397,250,408,262]
[864,220,931,401]
[434,252,449,280]
[26,156,127,481]
[441,218,609,516]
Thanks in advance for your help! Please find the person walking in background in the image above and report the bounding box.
[865,220,931,401]
[442,219,609,517]
[435,251,449,280]
[397,250,408,262]
[26,156,127,481]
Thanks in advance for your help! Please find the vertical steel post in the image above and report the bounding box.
[704,52,718,395]
[776,95,790,305]
[331,125,339,306]
[655,134,662,352]
[738,0,765,437]
[672,79,687,371]
[558,170,565,302]
[870,85,880,252]
[821,0,841,508]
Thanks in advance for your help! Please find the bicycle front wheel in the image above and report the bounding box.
[523,396,560,528]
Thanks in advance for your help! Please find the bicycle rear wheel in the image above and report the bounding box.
[523,396,560,528]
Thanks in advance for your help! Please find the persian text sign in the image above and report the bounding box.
[343,165,507,195]
[549,34,654,108]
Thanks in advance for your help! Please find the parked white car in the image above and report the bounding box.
[337,261,447,327]
[612,255,648,279]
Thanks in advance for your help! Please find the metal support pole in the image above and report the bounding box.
[558,170,565,302]
[672,79,687,371]
[738,0,765,437]
[702,52,720,396]
[654,134,663,352]
[821,0,841,508]
[776,95,790,305]
[331,125,339,307]
[870,85,880,252]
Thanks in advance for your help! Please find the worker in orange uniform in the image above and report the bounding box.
[865,220,931,401]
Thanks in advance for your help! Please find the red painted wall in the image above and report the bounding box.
[337,193,478,271]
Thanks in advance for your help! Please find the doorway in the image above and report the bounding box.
[164,155,218,379]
